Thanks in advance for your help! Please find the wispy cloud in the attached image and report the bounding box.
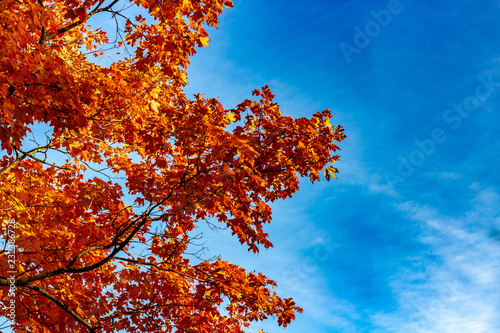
[369,186,500,332]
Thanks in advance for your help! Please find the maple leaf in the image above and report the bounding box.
[324,166,339,181]
[0,0,345,332]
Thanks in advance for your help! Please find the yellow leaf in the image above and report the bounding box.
[150,88,161,99]
[226,113,237,122]
[180,72,188,83]
[324,166,338,181]
[150,100,160,112]
[200,37,209,47]
[324,117,332,128]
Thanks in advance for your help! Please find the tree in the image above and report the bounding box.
[0,0,345,332]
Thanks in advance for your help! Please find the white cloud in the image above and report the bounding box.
[370,186,500,333]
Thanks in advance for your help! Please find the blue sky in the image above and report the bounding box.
[183,0,500,332]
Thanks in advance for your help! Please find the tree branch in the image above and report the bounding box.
[42,0,120,45]
[15,146,71,171]
[23,284,100,332]
[37,0,47,45]
[149,186,224,222]
[0,184,222,288]
[0,145,51,175]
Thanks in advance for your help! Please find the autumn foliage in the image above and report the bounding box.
[0,0,345,332]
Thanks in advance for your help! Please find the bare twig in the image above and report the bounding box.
[1,145,51,175]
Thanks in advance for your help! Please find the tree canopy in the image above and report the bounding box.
[0,0,345,332]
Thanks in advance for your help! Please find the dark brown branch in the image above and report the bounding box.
[42,0,120,45]
[0,199,157,287]
[0,214,142,286]
[149,186,224,222]
[0,145,51,175]
[0,183,223,288]
[37,0,47,45]
[23,284,99,332]
[15,146,71,171]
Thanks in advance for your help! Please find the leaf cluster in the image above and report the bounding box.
[0,1,345,332]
